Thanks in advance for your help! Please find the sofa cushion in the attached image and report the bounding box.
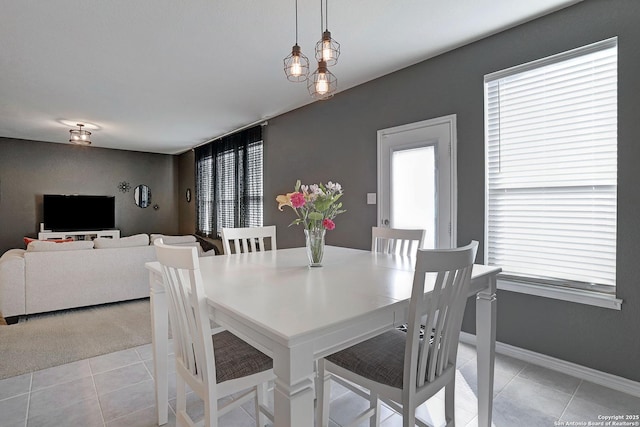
[27,240,95,252]
[94,233,149,249]
[150,234,197,245]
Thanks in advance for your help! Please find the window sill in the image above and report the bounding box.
[497,279,622,310]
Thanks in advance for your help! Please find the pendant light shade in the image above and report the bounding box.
[315,30,340,66]
[283,0,309,82]
[284,44,310,82]
[308,60,337,100]
[69,123,91,145]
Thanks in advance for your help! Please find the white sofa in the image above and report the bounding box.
[0,235,158,317]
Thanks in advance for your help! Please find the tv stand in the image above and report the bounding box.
[38,230,120,241]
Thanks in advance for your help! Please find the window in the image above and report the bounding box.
[485,38,617,295]
[195,125,263,237]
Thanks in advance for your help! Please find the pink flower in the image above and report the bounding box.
[290,192,306,208]
[323,218,336,230]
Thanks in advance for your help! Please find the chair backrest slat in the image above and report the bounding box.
[221,226,277,255]
[405,241,478,390]
[371,227,426,256]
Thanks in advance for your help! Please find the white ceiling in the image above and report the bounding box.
[0,0,581,155]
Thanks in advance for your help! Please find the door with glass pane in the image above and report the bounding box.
[377,115,456,249]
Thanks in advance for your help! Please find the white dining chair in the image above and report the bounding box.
[154,239,275,427]
[371,226,426,255]
[221,225,277,255]
[321,226,428,400]
[317,241,479,427]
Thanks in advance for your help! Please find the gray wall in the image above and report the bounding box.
[0,137,179,254]
[264,0,640,382]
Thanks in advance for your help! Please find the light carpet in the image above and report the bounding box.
[0,299,152,380]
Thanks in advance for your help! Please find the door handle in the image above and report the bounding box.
[383,219,389,226]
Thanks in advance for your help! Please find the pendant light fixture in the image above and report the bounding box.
[308,60,337,100]
[69,123,91,145]
[283,0,309,82]
[315,0,339,66]
[308,0,338,99]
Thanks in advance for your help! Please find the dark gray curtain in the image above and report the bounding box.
[195,126,263,237]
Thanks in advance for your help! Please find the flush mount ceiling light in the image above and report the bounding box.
[315,0,340,66]
[308,60,337,100]
[69,123,91,145]
[283,0,309,82]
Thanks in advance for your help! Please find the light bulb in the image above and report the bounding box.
[291,55,302,77]
[322,39,332,62]
[316,73,329,95]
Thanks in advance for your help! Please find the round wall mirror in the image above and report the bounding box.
[134,184,152,208]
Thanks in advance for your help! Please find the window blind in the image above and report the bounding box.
[195,126,263,237]
[485,38,617,290]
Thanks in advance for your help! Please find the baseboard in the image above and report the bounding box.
[459,332,640,399]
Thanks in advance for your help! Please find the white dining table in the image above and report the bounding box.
[146,246,500,427]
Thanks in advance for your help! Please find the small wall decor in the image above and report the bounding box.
[185,188,192,203]
[134,184,152,208]
[117,181,131,193]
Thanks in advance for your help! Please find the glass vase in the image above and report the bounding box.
[304,228,326,267]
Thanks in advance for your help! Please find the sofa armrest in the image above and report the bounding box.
[0,249,26,317]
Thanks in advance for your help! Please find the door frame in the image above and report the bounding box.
[376,114,458,248]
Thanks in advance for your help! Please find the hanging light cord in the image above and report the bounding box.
[320,0,324,34]
[325,0,328,31]
[295,0,299,44]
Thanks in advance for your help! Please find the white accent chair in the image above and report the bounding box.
[154,239,275,427]
[317,241,479,427]
[371,227,426,255]
[221,226,277,255]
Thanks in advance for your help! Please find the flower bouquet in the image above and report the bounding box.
[276,180,345,266]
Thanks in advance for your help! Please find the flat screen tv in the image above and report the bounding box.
[43,195,116,232]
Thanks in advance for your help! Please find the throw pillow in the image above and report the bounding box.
[94,233,150,249]
[23,237,73,247]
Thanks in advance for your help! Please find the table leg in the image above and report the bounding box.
[272,343,316,427]
[475,276,497,427]
[150,274,169,426]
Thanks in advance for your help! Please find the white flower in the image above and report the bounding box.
[301,184,321,201]
[326,181,342,193]
[309,184,322,195]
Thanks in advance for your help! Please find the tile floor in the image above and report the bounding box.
[1,340,639,427]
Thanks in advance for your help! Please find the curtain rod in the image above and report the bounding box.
[192,119,268,150]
